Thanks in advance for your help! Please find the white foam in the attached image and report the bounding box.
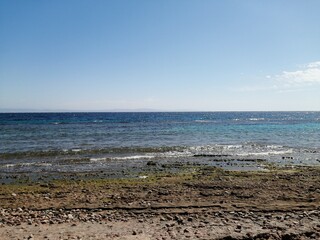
[3,164,15,168]
[38,163,52,166]
[223,145,243,149]
[266,145,283,149]
[22,162,52,167]
[237,149,293,157]
[111,155,155,160]
[1,162,52,168]
[90,157,107,162]
[159,150,193,158]
[138,175,148,179]
[71,149,81,152]
[249,118,265,121]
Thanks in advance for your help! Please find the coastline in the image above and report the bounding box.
[1,165,319,239]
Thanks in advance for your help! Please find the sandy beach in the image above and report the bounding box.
[1,165,319,239]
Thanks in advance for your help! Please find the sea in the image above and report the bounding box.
[0,112,320,176]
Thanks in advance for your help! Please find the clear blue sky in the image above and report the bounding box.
[1,0,320,111]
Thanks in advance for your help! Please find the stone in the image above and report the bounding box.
[198,222,206,228]
[187,217,193,222]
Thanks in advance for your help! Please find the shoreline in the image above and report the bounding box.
[1,165,319,239]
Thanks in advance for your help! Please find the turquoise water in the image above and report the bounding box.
[0,112,319,173]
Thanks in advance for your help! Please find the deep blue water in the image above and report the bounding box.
[0,112,320,173]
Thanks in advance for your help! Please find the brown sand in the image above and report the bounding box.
[0,166,319,239]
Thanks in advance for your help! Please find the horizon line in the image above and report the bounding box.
[1,109,320,113]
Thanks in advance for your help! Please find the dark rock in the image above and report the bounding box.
[147,161,157,166]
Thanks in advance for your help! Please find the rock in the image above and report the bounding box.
[198,222,206,228]
[184,228,190,233]
[175,215,185,224]
[147,161,157,166]
[166,215,174,221]
[169,230,177,238]
[166,222,175,228]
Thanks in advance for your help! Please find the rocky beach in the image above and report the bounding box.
[1,165,319,239]
[2,0,320,236]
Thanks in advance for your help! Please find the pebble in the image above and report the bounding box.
[198,222,206,228]
[166,215,173,221]
[1,207,319,240]
[183,228,190,233]
[175,216,184,224]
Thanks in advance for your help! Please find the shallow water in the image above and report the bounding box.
[1,112,320,173]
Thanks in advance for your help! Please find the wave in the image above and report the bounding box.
[0,146,181,159]
[90,155,155,162]
[1,162,52,168]
[1,143,319,173]
[236,150,293,157]
[90,157,107,162]
[1,144,318,165]
[111,155,155,160]
[194,120,215,123]
[249,118,265,121]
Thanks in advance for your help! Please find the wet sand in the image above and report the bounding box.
[0,166,319,239]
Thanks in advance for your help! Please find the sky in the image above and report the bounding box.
[1,0,320,112]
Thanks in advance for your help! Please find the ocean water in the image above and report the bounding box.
[0,112,320,174]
